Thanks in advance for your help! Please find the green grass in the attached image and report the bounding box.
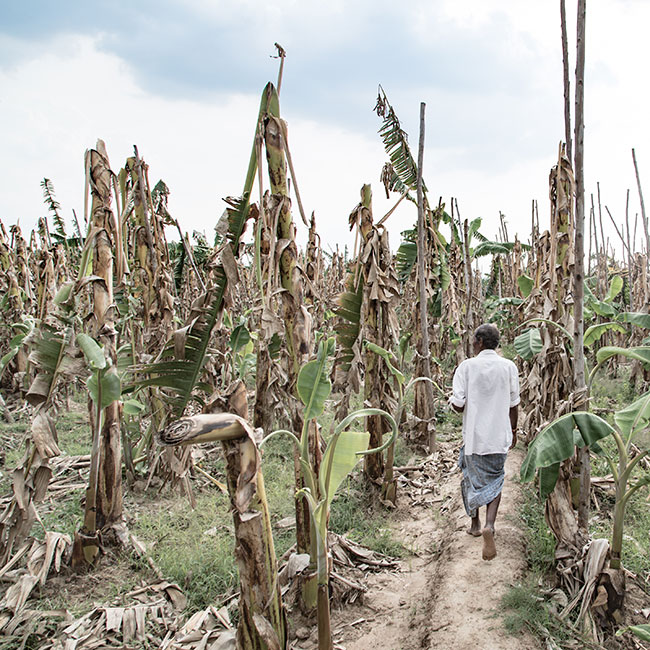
[503,482,570,645]
[502,581,573,643]
[134,490,238,611]
[55,406,92,455]
[516,481,556,575]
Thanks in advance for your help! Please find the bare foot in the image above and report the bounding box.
[482,527,497,560]
[466,527,482,537]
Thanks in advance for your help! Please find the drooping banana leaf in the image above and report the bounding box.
[320,430,370,511]
[25,323,76,408]
[171,242,187,291]
[583,321,627,347]
[431,252,451,292]
[133,84,277,416]
[595,345,650,366]
[472,240,530,257]
[520,412,615,493]
[617,312,650,330]
[604,274,624,303]
[514,328,543,360]
[374,86,423,193]
[614,391,650,441]
[380,163,416,204]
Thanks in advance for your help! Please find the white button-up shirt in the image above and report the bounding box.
[450,349,520,455]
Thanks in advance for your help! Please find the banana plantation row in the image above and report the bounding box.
[0,82,649,648]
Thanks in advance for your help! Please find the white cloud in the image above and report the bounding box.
[1,1,649,258]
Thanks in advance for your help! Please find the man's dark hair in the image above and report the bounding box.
[474,323,500,349]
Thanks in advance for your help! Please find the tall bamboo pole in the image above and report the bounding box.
[415,102,436,452]
[573,0,590,532]
[560,0,572,161]
[632,148,649,273]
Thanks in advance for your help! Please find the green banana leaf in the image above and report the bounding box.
[618,624,650,642]
[76,333,107,370]
[614,391,650,440]
[496,297,524,306]
[617,312,650,330]
[517,274,534,298]
[229,323,251,354]
[473,241,514,257]
[514,328,542,360]
[0,318,34,379]
[521,412,615,486]
[539,463,561,499]
[395,239,417,283]
[87,370,122,409]
[320,430,370,510]
[596,346,650,366]
[25,324,74,408]
[583,322,627,347]
[335,280,363,372]
[297,352,332,422]
[604,275,624,303]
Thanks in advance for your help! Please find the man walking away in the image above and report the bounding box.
[450,324,520,561]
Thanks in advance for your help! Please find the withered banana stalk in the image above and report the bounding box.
[157,413,287,650]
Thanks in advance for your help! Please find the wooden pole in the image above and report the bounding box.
[416,102,435,452]
[625,190,634,308]
[560,0,573,161]
[597,182,607,297]
[590,193,598,277]
[632,148,649,273]
[574,0,589,533]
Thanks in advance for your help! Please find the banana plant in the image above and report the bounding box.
[156,412,287,650]
[264,336,397,650]
[363,340,444,504]
[521,390,649,571]
[73,332,122,565]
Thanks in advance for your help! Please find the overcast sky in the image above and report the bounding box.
[1,0,648,255]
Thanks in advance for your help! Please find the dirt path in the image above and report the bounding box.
[333,446,539,650]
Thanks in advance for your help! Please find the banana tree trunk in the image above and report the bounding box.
[358,186,385,483]
[157,412,287,650]
[79,141,123,559]
[263,103,314,560]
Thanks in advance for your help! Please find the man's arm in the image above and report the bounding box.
[509,405,518,449]
[449,364,466,413]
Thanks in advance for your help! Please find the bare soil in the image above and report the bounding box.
[329,447,539,650]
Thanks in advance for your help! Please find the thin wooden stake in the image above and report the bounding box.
[574,0,589,533]
[632,148,649,273]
